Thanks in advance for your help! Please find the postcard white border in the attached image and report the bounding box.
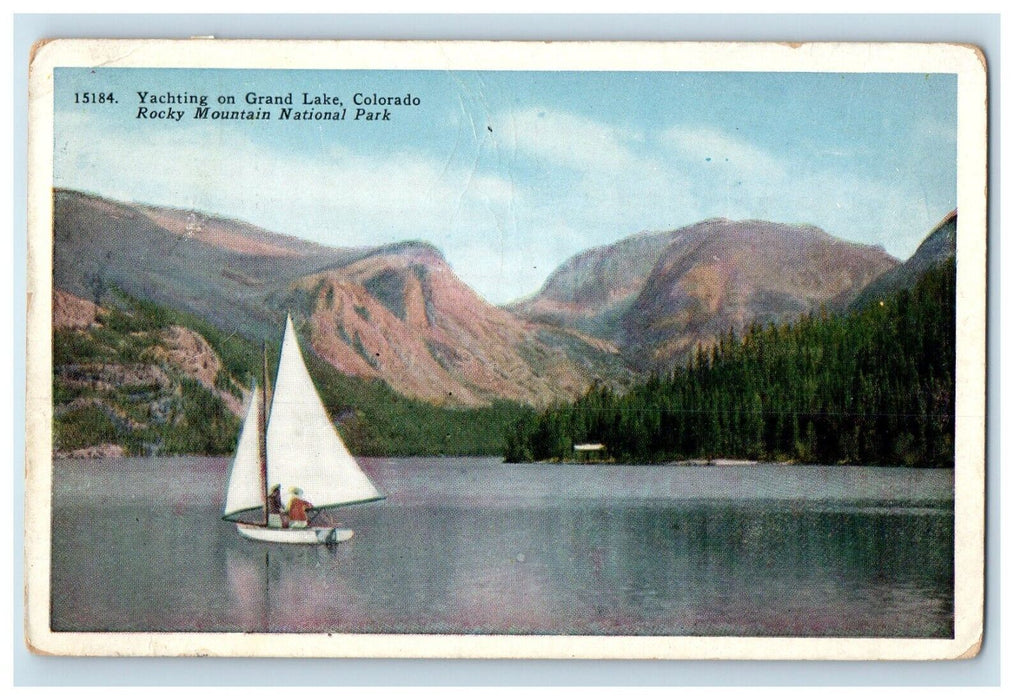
[25,39,987,660]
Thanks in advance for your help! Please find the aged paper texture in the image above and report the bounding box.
[25,39,987,659]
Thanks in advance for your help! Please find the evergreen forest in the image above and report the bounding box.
[504,257,955,468]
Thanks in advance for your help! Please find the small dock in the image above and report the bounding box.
[573,443,608,462]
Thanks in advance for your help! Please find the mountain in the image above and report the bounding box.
[851,210,957,311]
[53,190,629,407]
[53,189,914,404]
[285,240,628,406]
[514,218,898,370]
[53,189,367,342]
[509,230,675,344]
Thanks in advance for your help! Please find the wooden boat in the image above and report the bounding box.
[222,315,382,544]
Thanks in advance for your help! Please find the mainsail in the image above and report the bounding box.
[266,315,382,509]
[222,315,382,522]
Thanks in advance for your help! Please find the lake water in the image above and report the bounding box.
[50,457,953,637]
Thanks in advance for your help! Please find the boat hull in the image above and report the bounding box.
[236,523,354,545]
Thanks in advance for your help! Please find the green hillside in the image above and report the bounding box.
[53,296,244,456]
[53,292,528,457]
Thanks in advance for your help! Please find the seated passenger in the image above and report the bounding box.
[267,484,285,528]
[287,487,314,529]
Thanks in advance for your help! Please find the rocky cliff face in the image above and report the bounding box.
[52,289,101,330]
[624,219,898,369]
[509,230,675,344]
[292,242,628,406]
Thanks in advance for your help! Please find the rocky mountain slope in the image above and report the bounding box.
[52,290,245,457]
[291,240,628,405]
[513,218,899,370]
[53,189,363,342]
[509,230,675,344]
[53,190,629,407]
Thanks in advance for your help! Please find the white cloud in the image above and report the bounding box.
[491,108,641,173]
[485,108,699,242]
[55,105,953,304]
[57,113,512,235]
[56,112,537,301]
[660,126,787,177]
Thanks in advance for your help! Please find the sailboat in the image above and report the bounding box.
[222,314,383,544]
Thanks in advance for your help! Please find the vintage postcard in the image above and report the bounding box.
[25,40,987,659]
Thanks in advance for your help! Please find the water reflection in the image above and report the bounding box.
[51,460,953,637]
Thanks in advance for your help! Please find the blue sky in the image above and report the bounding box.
[54,68,957,305]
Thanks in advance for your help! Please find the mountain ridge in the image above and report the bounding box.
[53,189,630,407]
[53,188,942,405]
[513,217,900,370]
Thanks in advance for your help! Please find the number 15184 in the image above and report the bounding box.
[74,92,116,104]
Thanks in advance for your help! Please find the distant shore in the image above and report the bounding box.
[671,458,761,467]
[535,457,765,466]
[53,451,943,469]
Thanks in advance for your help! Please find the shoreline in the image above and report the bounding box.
[52,451,949,470]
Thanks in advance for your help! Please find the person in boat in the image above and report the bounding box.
[287,487,315,529]
[267,484,286,528]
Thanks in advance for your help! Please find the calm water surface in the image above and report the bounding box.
[51,457,953,637]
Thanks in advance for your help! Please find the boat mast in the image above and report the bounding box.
[258,341,270,526]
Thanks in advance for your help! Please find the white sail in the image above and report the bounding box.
[223,389,264,518]
[266,315,382,509]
